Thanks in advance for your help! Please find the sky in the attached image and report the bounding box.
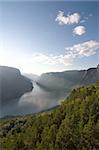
[0,1,99,75]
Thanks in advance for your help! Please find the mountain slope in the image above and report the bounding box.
[0,66,33,105]
[37,67,99,91]
[81,68,99,85]
[0,82,99,150]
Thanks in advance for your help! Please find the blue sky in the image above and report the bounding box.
[0,1,99,75]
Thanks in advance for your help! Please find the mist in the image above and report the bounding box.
[1,82,68,118]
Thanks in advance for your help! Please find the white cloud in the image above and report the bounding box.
[1,40,99,75]
[29,41,99,69]
[56,11,80,25]
[73,26,86,36]
[66,40,99,57]
[30,53,73,66]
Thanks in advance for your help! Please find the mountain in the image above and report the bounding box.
[81,67,99,85]
[0,82,99,150]
[24,73,39,82]
[37,67,99,92]
[0,66,33,105]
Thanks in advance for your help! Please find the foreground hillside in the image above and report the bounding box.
[0,82,99,150]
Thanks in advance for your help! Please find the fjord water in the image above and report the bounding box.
[1,82,67,117]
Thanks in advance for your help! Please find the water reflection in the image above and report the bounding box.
[1,82,68,117]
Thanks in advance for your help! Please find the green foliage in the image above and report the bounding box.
[0,83,99,150]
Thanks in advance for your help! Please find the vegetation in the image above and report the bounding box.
[0,82,99,150]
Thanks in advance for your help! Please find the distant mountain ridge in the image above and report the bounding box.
[24,73,39,82]
[37,67,99,92]
[0,66,33,105]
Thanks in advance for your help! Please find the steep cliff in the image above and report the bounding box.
[0,66,33,105]
[37,67,99,91]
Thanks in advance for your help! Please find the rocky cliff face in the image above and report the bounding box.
[0,66,33,105]
[37,67,99,91]
[81,68,99,85]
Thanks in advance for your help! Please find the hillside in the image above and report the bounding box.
[0,82,99,150]
[0,66,33,105]
[37,67,99,91]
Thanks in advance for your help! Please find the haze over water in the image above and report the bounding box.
[1,82,67,118]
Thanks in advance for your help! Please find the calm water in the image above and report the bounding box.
[1,82,68,117]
